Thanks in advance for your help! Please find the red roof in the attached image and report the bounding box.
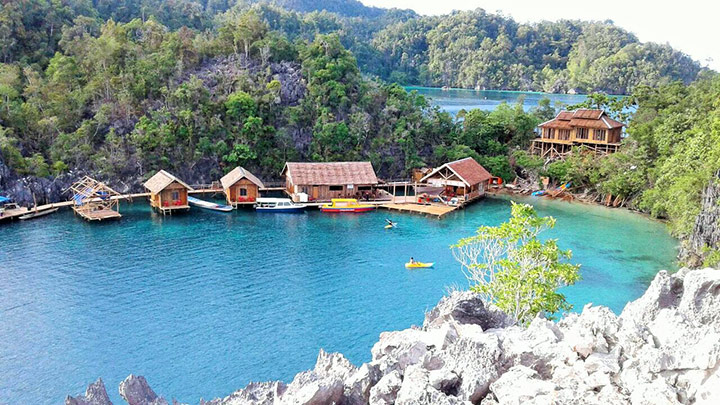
[282,162,378,186]
[572,109,604,119]
[422,157,492,187]
[539,109,625,129]
[556,111,574,120]
[539,118,573,130]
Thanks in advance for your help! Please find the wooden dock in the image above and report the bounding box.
[380,202,458,218]
[0,206,29,221]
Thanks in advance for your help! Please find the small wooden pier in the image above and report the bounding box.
[380,202,457,218]
[0,205,29,221]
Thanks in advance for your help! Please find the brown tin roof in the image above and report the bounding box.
[282,162,379,186]
[539,109,625,129]
[421,157,492,187]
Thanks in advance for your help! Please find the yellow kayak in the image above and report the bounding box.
[405,262,434,268]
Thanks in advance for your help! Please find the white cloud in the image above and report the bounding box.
[360,0,719,71]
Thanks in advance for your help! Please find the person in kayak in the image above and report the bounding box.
[409,257,416,264]
[385,218,397,227]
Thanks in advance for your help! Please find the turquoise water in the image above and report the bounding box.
[406,87,589,115]
[0,196,676,404]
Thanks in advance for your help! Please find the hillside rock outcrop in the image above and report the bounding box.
[684,170,720,267]
[67,268,720,405]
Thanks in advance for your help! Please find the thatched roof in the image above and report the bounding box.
[143,170,193,194]
[421,157,492,187]
[220,167,265,189]
[282,162,378,186]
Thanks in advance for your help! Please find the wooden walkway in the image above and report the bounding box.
[380,202,457,218]
[0,206,29,221]
[1,189,224,223]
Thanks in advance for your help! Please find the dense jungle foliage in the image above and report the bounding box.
[0,1,550,183]
[0,0,703,94]
[523,75,720,248]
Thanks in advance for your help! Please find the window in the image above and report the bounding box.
[171,191,179,201]
[558,129,571,140]
[329,185,344,191]
[239,187,247,196]
[543,128,555,139]
[576,128,589,140]
[593,129,606,141]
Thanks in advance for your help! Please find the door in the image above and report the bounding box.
[312,186,319,200]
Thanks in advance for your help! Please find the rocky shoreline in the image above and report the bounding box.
[67,267,720,405]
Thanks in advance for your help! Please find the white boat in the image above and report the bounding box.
[187,196,233,212]
[19,207,59,220]
[254,198,307,213]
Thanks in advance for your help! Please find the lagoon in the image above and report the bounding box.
[406,86,589,115]
[0,196,676,404]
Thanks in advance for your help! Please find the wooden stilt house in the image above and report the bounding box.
[532,109,625,159]
[69,176,122,221]
[282,162,379,201]
[220,166,265,207]
[420,157,492,203]
[143,170,192,214]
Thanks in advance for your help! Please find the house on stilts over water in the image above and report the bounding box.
[282,161,379,201]
[531,109,625,160]
[420,157,492,204]
[143,170,192,214]
[69,176,122,221]
[220,166,265,208]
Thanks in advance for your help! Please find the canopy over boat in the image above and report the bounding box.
[255,197,306,212]
[256,198,294,204]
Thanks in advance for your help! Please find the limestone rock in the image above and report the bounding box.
[203,381,286,405]
[65,378,113,405]
[369,370,402,405]
[488,366,556,405]
[118,375,168,405]
[280,349,356,405]
[423,291,512,331]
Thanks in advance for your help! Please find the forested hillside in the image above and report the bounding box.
[2,0,720,261]
[1,0,704,94]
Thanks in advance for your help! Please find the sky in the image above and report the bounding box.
[360,0,720,71]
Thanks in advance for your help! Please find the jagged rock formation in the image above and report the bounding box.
[67,268,720,405]
[683,171,720,267]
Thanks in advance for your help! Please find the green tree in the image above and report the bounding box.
[451,202,580,324]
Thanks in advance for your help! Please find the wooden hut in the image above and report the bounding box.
[532,109,625,159]
[282,162,379,201]
[220,166,265,207]
[69,176,122,221]
[420,157,492,202]
[143,170,192,214]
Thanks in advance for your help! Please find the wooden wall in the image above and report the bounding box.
[226,179,259,204]
[151,182,188,208]
[288,183,375,201]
